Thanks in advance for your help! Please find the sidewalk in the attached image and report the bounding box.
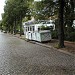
[13,34,75,56]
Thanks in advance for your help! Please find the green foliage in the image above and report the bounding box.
[2,0,28,35]
[51,30,58,39]
[28,0,58,20]
[40,25,50,30]
[65,32,75,41]
[1,0,75,42]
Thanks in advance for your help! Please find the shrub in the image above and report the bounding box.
[68,32,75,41]
[51,30,58,39]
[41,25,50,30]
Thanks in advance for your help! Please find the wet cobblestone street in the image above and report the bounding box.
[0,31,75,75]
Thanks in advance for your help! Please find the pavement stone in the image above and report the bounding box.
[0,31,75,75]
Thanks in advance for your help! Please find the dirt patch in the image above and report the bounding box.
[44,39,75,54]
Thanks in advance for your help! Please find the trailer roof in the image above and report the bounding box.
[23,20,54,26]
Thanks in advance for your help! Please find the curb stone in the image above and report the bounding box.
[27,40,75,57]
[31,41,75,57]
[13,34,75,57]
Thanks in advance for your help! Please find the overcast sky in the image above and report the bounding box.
[0,0,5,20]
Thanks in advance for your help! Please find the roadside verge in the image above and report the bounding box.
[13,34,75,56]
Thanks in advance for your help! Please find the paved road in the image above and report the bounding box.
[0,31,75,75]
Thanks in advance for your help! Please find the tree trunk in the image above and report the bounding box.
[8,25,11,33]
[11,25,13,34]
[20,15,22,36]
[58,0,65,48]
[14,17,17,35]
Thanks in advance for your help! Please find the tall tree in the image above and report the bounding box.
[58,0,65,48]
[2,0,28,35]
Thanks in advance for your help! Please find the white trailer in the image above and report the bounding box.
[23,20,54,42]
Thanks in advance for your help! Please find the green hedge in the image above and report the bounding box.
[41,25,50,30]
[65,32,75,41]
[51,30,58,39]
[51,31,75,42]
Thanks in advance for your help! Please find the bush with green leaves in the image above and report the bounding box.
[41,25,50,30]
[67,32,75,41]
[51,30,58,39]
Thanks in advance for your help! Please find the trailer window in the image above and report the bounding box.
[47,22,50,24]
[26,27,27,32]
[28,27,29,31]
[30,26,32,31]
[32,26,34,31]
